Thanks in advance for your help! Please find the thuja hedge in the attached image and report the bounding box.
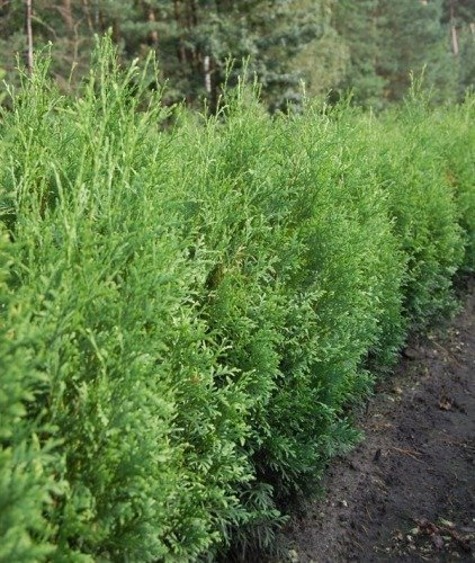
[1,44,474,561]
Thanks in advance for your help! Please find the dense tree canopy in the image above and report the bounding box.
[0,0,474,108]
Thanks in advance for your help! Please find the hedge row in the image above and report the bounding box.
[1,43,474,561]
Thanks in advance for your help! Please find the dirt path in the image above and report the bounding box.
[277,278,475,562]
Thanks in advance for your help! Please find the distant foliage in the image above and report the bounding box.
[0,0,474,109]
[0,40,474,561]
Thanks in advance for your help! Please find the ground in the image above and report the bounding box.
[275,277,475,562]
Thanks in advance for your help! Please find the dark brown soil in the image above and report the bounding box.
[275,278,475,563]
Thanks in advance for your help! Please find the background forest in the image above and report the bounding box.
[1,0,475,110]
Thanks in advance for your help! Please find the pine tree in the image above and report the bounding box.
[0,0,469,107]
[150,0,329,110]
[378,0,456,103]
[331,0,386,108]
[0,1,329,109]
[442,0,475,95]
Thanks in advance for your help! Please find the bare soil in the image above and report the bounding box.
[275,277,475,562]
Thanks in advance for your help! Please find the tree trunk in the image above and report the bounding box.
[204,54,211,95]
[25,0,33,73]
[450,0,459,56]
[174,0,186,62]
[81,0,94,32]
[146,3,159,47]
[60,0,74,32]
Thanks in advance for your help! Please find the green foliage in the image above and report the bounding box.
[437,96,475,270]
[1,0,474,110]
[0,0,328,110]
[367,98,465,327]
[1,43,253,561]
[378,0,456,104]
[0,227,58,563]
[1,40,474,561]
[330,0,461,108]
[331,0,386,108]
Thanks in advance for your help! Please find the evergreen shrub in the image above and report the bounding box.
[1,41,474,560]
[0,50,254,562]
[438,98,475,271]
[368,103,465,329]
